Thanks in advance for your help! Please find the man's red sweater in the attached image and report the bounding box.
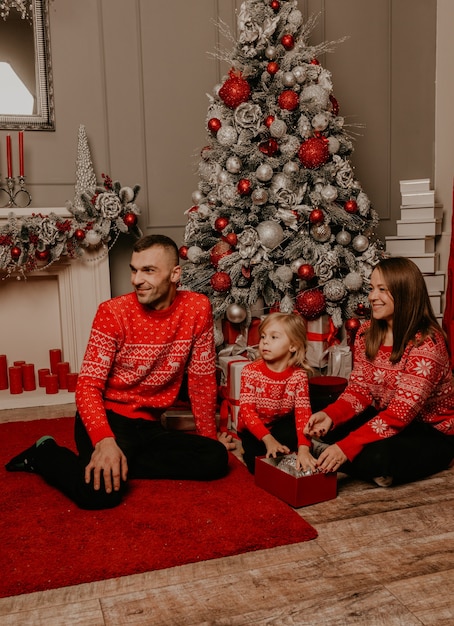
[75,290,218,445]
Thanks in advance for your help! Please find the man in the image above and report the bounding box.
[7,234,234,509]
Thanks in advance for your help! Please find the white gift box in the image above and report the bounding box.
[399,179,431,193]
[306,315,330,369]
[326,341,352,379]
[423,272,445,292]
[429,292,442,316]
[396,219,442,237]
[218,355,250,431]
[407,253,439,274]
[400,206,443,220]
[401,191,435,207]
[385,236,435,255]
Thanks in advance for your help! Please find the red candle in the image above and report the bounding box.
[38,368,51,387]
[22,363,36,391]
[49,348,62,374]
[57,361,70,389]
[0,355,8,390]
[45,374,59,394]
[67,372,79,392]
[9,366,23,394]
[6,134,12,178]
[18,131,24,177]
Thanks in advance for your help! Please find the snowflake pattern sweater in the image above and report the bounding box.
[325,321,454,460]
[75,290,218,445]
[237,359,312,447]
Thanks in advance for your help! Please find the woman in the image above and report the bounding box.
[305,257,454,486]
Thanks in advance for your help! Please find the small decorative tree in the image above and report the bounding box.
[181,0,383,347]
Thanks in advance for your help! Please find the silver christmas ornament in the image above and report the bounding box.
[256,163,274,182]
[293,66,306,83]
[226,156,242,174]
[310,223,332,242]
[323,279,347,302]
[251,188,269,205]
[256,221,284,249]
[298,114,312,138]
[283,161,299,176]
[265,46,277,60]
[282,71,296,87]
[300,85,330,111]
[336,230,351,246]
[192,190,204,204]
[226,303,247,324]
[217,170,231,184]
[328,136,340,154]
[85,230,102,247]
[321,184,338,202]
[217,126,238,146]
[352,234,370,252]
[344,271,363,291]
[270,119,287,138]
[186,246,204,262]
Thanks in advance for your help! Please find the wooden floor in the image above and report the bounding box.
[1,405,453,625]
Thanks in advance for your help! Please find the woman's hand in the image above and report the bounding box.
[262,433,290,459]
[316,443,347,473]
[295,445,318,473]
[304,411,333,438]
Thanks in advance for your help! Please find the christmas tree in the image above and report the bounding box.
[181,0,383,346]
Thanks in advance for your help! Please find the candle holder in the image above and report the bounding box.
[0,175,32,208]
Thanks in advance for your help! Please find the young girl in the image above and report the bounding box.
[237,312,316,474]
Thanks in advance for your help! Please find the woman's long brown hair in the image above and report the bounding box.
[365,257,444,363]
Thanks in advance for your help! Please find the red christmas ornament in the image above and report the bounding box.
[35,249,50,262]
[345,317,361,333]
[270,0,280,11]
[210,271,232,292]
[267,61,279,75]
[224,232,238,246]
[215,216,229,231]
[219,69,251,109]
[237,178,252,196]
[10,246,21,260]
[74,228,86,241]
[295,289,326,320]
[344,199,358,214]
[281,34,295,50]
[123,212,138,227]
[310,58,320,65]
[329,94,339,116]
[178,246,189,260]
[355,303,370,317]
[188,205,199,213]
[309,208,324,224]
[210,241,233,267]
[259,138,279,156]
[278,90,299,111]
[298,137,330,169]
[208,117,222,133]
[265,115,275,128]
[297,263,315,281]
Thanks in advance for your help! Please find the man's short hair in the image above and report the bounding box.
[133,234,179,266]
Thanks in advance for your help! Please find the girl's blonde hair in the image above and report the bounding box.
[258,312,312,372]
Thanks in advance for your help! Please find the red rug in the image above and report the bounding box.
[0,417,317,598]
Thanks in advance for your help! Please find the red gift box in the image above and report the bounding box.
[222,320,243,345]
[255,455,337,508]
[247,318,261,346]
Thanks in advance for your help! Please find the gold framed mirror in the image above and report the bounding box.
[0,0,55,130]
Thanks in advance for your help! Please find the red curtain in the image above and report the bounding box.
[442,179,454,368]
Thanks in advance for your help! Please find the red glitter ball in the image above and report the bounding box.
[298,137,330,169]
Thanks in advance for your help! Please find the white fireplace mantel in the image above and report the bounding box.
[1,207,111,409]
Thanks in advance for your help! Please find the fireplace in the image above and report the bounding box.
[0,207,111,409]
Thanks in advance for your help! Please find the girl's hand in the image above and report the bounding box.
[262,434,290,459]
[316,443,348,473]
[304,411,333,438]
[295,445,318,473]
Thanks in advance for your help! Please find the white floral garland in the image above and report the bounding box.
[0,174,141,277]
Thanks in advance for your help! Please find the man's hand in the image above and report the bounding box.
[217,431,236,451]
[84,437,128,493]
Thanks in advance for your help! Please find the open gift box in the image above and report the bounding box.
[255,455,337,508]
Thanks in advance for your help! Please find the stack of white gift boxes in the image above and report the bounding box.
[385,179,444,318]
